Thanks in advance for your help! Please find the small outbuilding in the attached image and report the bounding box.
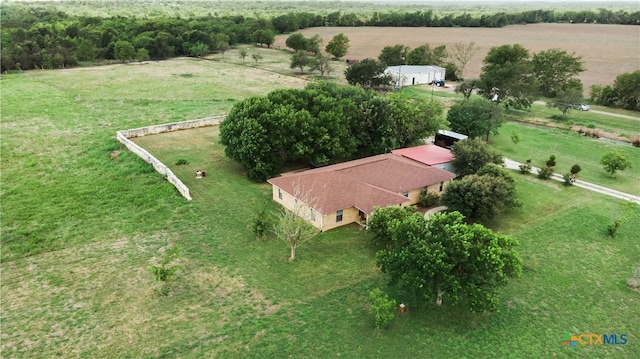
[386,65,446,88]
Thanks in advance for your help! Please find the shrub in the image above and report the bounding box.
[537,166,554,179]
[545,155,556,168]
[368,288,397,329]
[632,138,640,148]
[175,158,189,165]
[607,218,623,237]
[253,201,270,240]
[563,173,575,186]
[419,189,440,207]
[149,246,182,296]
[519,159,532,174]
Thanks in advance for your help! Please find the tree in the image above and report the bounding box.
[449,41,477,78]
[447,97,504,140]
[368,288,397,329]
[149,246,182,296]
[450,137,504,177]
[251,53,263,64]
[454,79,478,99]
[75,39,97,61]
[273,194,320,261]
[290,50,310,73]
[406,44,447,66]
[305,34,322,55]
[441,164,520,221]
[135,48,149,62]
[252,29,275,48]
[531,48,585,97]
[477,44,537,109]
[285,33,307,52]
[375,211,522,312]
[309,53,333,76]
[548,88,584,120]
[344,58,392,88]
[378,44,409,66]
[325,33,349,59]
[239,48,248,62]
[611,71,640,111]
[188,41,209,58]
[600,151,632,177]
[114,40,135,63]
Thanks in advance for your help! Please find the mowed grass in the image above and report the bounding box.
[491,122,640,194]
[2,51,640,358]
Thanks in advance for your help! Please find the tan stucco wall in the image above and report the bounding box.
[271,185,323,230]
[321,207,361,231]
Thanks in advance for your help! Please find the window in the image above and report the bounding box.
[310,209,316,221]
[402,191,409,198]
[336,209,343,222]
[278,188,283,200]
[439,181,444,192]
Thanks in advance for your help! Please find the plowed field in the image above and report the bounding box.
[274,24,640,92]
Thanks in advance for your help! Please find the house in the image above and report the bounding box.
[267,153,456,231]
[385,65,446,88]
[392,144,456,174]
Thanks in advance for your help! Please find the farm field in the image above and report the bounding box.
[1,50,640,358]
[274,23,640,95]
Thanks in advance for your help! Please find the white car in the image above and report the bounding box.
[571,104,590,111]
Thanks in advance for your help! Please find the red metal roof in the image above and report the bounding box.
[391,144,454,166]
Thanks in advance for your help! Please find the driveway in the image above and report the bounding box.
[503,158,640,205]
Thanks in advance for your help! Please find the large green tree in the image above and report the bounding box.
[285,33,308,52]
[344,58,393,88]
[290,50,310,73]
[378,44,409,66]
[114,40,135,62]
[478,44,537,109]
[441,164,521,221]
[600,151,633,178]
[251,29,275,48]
[325,33,350,59]
[531,48,585,97]
[450,137,504,177]
[447,97,504,140]
[374,210,522,312]
[406,44,447,65]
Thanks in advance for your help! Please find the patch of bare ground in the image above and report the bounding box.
[274,24,640,95]
[512,117,635,144]
[0,234,283,358]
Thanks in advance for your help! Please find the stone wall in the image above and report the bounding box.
[116,116,225,201]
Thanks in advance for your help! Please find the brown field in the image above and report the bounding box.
[274,24,640,93]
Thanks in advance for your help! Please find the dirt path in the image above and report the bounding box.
[504,158,640,204]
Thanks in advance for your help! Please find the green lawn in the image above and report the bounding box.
[2,54,639,358]
[491,122,639,194]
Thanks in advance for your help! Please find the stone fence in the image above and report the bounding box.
[116,116,225,201]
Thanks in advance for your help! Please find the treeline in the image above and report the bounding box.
[2,5,639,72]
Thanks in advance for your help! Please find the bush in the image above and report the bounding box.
[563,173,575,186]
[419,189,440,207]
[519,159,532,174]
[368,288,397,329]
[537,166,554,179]
[175,158,189,165]
[253,202,270,240]
[607,218,623,237]
[149,246,182,296]
[545,155,556,168]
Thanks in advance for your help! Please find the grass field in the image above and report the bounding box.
[2,52,640,358]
